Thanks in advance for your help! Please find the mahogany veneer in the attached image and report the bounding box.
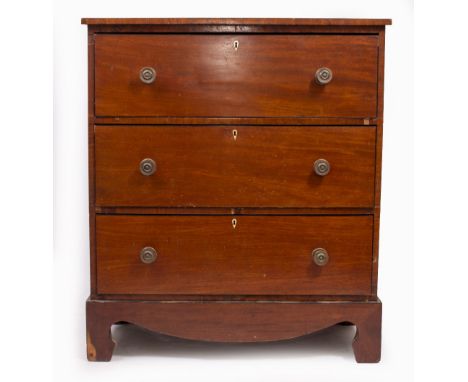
[95,35,378,118]
[95,126,376,208]
[83,18,391,363]
[96,215,373,295]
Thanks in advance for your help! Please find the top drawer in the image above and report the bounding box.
[94,34,378,118]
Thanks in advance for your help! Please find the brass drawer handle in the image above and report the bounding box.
[140,67,156,84]
[312,248,329,266]
[140,158,156,176]
[314,158,330,176]
[315,67,333,85]
[140,247,157,264]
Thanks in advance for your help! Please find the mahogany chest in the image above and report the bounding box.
[82,18,391,362]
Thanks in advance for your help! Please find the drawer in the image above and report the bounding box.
[96,215,373,295]
[95,125,376,208]
[95,34,378,118]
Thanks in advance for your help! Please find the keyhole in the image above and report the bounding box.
[232,129,238,140]
[233,40,239,50]
[232,218,237,229]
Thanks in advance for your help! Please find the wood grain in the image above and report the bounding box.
[82,18,391,26]
[87,25,387,34]
[84,18,390,363]
[95,206,374,215]
[87,29,97,296]
[94,117,378,126]
[96,215,373,295]
[95,125,376,208]
[94,294,378,302]
[95,34,378,118]
[86,298,382,362]
[371,30,387,295]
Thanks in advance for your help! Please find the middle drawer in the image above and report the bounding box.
[95,125,376,208]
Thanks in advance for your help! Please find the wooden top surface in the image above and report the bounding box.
[81,18,392,26]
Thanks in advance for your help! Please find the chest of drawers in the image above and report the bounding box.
[82,18,391,363]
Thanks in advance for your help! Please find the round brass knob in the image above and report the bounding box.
[314,159,330,176]
[140,158,156,176]
[315,67,333,85]
[312,248,329,266]
[140,67,156,84]
[140,247,157,264]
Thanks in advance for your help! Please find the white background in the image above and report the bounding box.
[2,0,467,381]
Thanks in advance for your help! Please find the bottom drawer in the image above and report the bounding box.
[96,215,373,295]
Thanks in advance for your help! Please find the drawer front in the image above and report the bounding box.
[95,34,378,118]
[96,215,373,295]
[95,126,376,208]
